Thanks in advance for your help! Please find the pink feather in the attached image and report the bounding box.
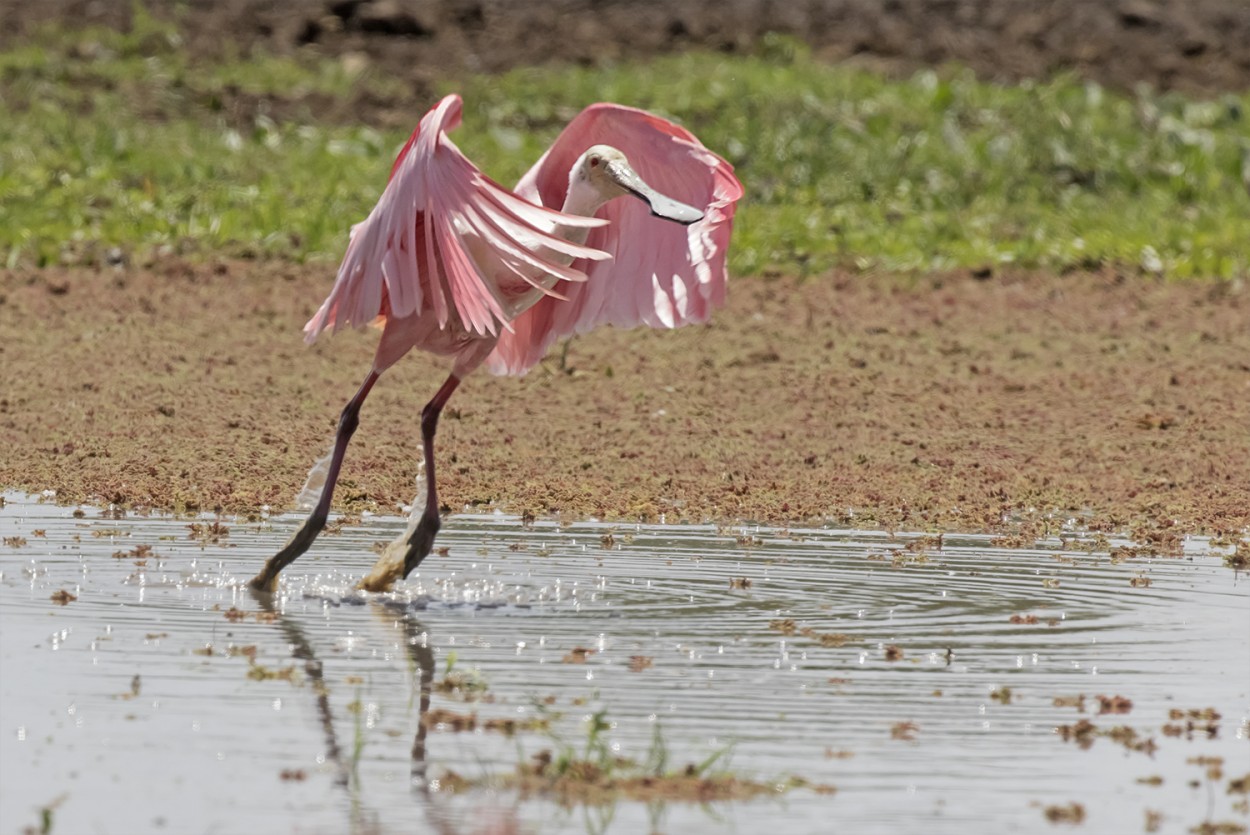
[485,103,742,375]
[302,94,740,379]
[303,95,608,344]
[249,95,742,590]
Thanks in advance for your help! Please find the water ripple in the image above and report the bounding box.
[1,494,1246,835]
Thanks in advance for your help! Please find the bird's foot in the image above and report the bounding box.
[357,553,404,592]
[248,513,327,593]
[402,512,441,578]
[353,511,441,592]
[247,572,279,594]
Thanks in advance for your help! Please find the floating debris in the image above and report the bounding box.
[1042,801,1086,824]
[1054,694,1087,712]
[627,655,653,673]
[188,521,229,544]
[246,662,298,683]
[112,544,154,560]
[890,721,919,741]
[1164,708,1221,739]
[1096,694,1133,715]
[562,647,596,664]
[769,618,798,636]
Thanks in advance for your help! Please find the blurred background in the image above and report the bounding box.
[7,0,1250,94]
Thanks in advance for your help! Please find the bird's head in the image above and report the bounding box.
[575,144,704,225]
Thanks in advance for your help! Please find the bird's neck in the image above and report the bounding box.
[493,177,611,320]
[556,178,612,247]
[528,180,603,295]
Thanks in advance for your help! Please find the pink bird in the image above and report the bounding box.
[249,94,742,592]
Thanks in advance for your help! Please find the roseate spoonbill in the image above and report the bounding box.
[249,94,742,592]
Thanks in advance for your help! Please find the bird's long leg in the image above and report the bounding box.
[249,371,380,592]
[400,373,461,579]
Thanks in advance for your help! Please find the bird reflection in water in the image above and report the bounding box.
[249,590,520,834]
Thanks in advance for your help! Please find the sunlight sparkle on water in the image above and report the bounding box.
[1,492,1247,835]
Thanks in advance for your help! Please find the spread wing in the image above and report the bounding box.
[304,94,610,343]
[485,104,743,376]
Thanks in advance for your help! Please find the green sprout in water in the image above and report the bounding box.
[26,794,67,835]
[432,705,833,807]
[433,650,491,700]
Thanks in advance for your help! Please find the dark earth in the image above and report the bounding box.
[4,0,1250,97]
[2,0,1248,550]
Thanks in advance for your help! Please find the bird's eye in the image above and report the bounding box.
[589,156,600,168]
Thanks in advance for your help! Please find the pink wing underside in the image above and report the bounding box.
[484,104,743,376]
[302,94,610,343]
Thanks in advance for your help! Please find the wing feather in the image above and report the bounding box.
[461,203,593,285]
[486,104,743,375]
[302,94,612,343]
[473,190,608,263]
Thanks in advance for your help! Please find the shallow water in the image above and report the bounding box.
[2,492,1247,835]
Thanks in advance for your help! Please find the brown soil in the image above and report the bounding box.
[4,0,1250,99]
[3,262,1247,545]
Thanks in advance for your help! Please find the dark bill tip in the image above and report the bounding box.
[608,161,705,226]
[635,190,704,225]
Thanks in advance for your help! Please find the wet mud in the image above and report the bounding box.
[2,263,1248,545]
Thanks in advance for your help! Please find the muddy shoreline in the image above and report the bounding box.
[3,262,1247,547]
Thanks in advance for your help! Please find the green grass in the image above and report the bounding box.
[2,22,1248,278]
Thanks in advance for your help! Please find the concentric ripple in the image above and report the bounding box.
[1,493,1246,835]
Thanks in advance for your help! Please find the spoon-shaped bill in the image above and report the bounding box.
[605,161,704,225]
